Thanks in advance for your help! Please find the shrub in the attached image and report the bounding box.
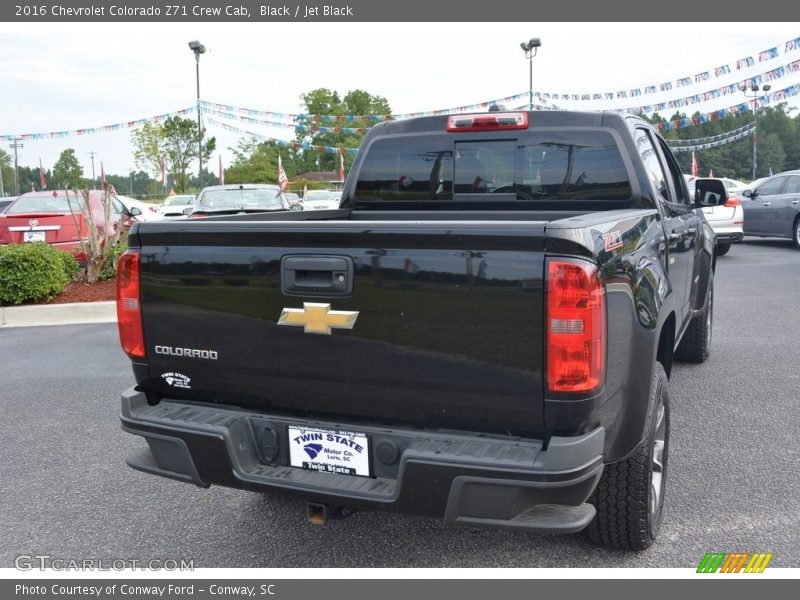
[98,242,127,281]
[0,243,74,305]
[60,251,80,282]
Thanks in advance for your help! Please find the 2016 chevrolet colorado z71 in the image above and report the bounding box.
[117,110,725,550]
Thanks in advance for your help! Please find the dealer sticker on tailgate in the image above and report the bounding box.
[288,426,370,477]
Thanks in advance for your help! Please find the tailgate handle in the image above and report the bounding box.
[281,255,354,297]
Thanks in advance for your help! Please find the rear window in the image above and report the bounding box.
[354,130,631,205]
[164,195,195,206]
[6,193,79,214]
[197,188,285,210]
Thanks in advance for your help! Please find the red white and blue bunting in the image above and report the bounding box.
[205,117,359,155]
[0,107,196,141]
[667,123,755,146]
[668,125,756,152]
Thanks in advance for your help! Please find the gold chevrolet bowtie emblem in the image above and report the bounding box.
[277,303,359,335]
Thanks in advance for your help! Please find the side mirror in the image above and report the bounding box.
[742,188,754,198]
[129,206,142,217]
[694,178,728,208]
[182,206,193,215]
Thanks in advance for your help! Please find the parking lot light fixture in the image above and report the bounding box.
[520,38,542,111]
[189,40,206,189]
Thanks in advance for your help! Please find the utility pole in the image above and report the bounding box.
[10,138,23,196]
[88,151,97,189]
[0,159,4,196]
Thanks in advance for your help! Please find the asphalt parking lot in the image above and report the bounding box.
[1,238,798,568]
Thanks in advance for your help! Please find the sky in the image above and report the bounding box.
[1,21,799,187]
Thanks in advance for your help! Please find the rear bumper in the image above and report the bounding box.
[708,220,744,244]
[121,388,605,534]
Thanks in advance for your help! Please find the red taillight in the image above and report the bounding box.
[724,195,741,207]
[447,112,528,132]
[546,258,606,394]
[187,212,205,219]
[116,250,144,359]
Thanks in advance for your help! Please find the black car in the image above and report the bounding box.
[741,170,800,248]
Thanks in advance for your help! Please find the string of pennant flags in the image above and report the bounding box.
[201,106,372,135]
[668,125,756,152]
[199,100,388,123]
[532,35,800,100]
[667,122,755,146]
[0,107,196,142]
[543,58,800,114]
[657,81,800,131]
[205,117,359,155]
[201,94,556,122]
[4,35,800,146]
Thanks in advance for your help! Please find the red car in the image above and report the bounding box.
[0,190,137,252]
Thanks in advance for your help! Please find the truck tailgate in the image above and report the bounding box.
[135,220,546,437]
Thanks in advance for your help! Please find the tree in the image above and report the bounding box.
[131,121,164,180]
[0,149,13,197]
[52,149,84,189]
[294,88,391,175]
[163,116,216,192]
[131,117,216,193]
[225,137,293,185]
[66,188,130,283]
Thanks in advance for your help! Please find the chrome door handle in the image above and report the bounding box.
[792,200,799,205]
[762,202,772,206]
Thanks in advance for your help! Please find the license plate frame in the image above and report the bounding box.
[287,425,371,477]
[23,231,46,243]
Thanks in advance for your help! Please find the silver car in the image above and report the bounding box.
[685,175,744,256]
[740,170,800,249]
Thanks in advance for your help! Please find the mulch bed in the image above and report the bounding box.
[39,279,117,304]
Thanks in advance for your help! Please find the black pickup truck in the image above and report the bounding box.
[117,110,725,551]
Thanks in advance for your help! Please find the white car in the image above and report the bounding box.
[717,177,749,194]
[117,195,163,221]
[160,194,197,218]
[302,189,340,211]
[685,175,743,256]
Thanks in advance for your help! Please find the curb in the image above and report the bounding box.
[0,301,117,328]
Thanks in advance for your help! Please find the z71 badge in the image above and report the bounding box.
[603,231,624,251]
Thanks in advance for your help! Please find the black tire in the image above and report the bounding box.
[715,242,731,256]
[585,362,670,551]
[675,274,713,363]
[793,216,800,250]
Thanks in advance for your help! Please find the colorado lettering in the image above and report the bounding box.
[154,346,218,360]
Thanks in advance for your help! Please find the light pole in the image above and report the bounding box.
[189,40,206,189]
[519,38,542,110]
[741,82,771,180]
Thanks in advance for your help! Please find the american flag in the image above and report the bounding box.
[691,152,699,177]
[278,155,288,191]
[339,152,345,182]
